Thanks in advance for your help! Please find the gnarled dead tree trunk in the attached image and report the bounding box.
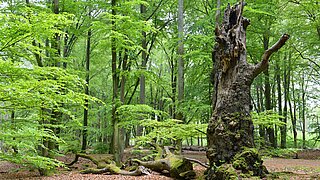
[207,1,289,179]
[68,146,206,179]
[132,146,199,179]
[67,153,151,176]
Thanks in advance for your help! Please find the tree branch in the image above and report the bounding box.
[293,46,320,70]
[184,157,209,168]
[146,0,164,21]
[253,34,290,77]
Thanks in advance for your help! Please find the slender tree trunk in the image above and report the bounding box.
[11,111,18,154]
[138,3,147,136]
[206,1,289,179]
[289,76,297,148]
[111,0,120,164]
[301,74,306,149]
[175,0,184,154]
[265,69,276,147]
[276,61,283,148]
[263,33,276,148]
[120,50,128,103]
[120,50,129,148]
[177,0,184,118]
[82,27,91,152]
[272,75,278,146]
[52,0,60,67]
[281,55,289,148]
[170,56,177,119]
[257,85,266,147]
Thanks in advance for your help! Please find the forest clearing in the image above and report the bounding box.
[0,0,320,179]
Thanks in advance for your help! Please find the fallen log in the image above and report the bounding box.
[80,165,151,176]
[131,146,197,179]
[67,153,150,176]
[67,146,206,179]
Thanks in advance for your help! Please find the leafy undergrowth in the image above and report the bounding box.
[1,150,320,179]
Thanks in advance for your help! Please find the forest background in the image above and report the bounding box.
[0,0,319,175]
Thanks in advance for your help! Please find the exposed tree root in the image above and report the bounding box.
[66,146,206,179]
[80,165,151,176]
[67,153,150,176]
[131,146,197,179]
[184,157,209,168]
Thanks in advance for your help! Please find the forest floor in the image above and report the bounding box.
[1,149,320,179]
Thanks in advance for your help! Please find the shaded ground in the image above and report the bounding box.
[1,149,320,179]
[264,158,320,179]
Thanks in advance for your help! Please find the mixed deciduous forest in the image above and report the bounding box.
[0,0,319,179]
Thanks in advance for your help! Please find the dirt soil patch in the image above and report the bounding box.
[1,149,320,179]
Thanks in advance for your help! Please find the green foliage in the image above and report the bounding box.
[0,60,94,170]
[0,153,64,171]
[0,5,73,63]
[252,110,285,128]
[92,142,110,154]
[0,0,319,177]
[117,104,166,129]
[260,148,297,158]
[117,104,206,146]
[138,119,207,142]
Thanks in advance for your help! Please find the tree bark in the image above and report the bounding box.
[256,85,267,146]
[281,54,289,148]
[82,27,91,152]
[263,34,276,148]
[177,0,185,113]
[68,153,151,176]
[276,61,283,148]
[175,0,185,154]
[137,3,147,136]
[132,146,197,179]
[206,1,289,179]
[289,74,297,148]
[170,56,177,119]
[301,73,306,149]
[111,0,120,165]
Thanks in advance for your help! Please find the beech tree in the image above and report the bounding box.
[206,1,289,178]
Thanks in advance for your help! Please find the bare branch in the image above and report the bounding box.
[253,34,290,77]
[293,46,320,70]
[146,0,164,21]
[184,157,209,168]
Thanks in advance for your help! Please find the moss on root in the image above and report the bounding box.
[206,148,268,179]
[169,157,195,179]
[232,148,268,177]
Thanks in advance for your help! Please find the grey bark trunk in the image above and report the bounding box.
[276,62,283,148]
[111,0,120,165]
[177,0,184,109]
[138,4,147,136]
[206,1,289,179]
[176,0,184,154]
